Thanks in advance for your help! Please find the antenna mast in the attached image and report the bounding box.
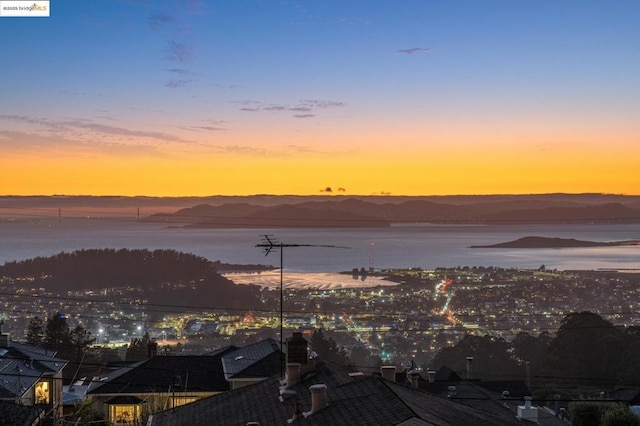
[256,235,349,377]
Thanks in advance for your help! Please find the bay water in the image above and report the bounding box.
[1,218,639,273]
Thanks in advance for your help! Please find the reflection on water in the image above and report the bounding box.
[223,271,394,290]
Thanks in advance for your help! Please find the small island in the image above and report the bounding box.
[470,236,640,249]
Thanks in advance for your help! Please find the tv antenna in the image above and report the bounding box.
[256,235,349,376]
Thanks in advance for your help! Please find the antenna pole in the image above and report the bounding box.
[256,235,350,378]
[280,243,284,359]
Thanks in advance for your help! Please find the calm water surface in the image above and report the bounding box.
[1,218,639,272]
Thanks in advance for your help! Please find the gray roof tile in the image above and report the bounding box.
[148,361,523,426]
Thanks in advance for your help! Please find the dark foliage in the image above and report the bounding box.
[430,311,640,387]
[0,248,264,310]
[26,316,45,346]
[1,249,215,290]
[310,329,349,366]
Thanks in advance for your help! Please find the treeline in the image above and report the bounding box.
[430,311,640,387]
[0,249,215,290]
[0,248,265,310]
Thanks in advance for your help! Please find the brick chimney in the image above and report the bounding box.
[408,370,420,389]
[286,332,308,365]
[380,365,396,382]
[0,320,9,347]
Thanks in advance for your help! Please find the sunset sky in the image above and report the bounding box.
[1,1,639,196]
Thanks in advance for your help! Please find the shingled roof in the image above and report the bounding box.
[148,360,523,426]
[0,341,67,399]
[87,348,236,395]
[220,338,283,381]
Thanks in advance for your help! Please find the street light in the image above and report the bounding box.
[137,325,142,338]
[98,328,103,344]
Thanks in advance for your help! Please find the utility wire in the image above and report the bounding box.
[1,290,639,326]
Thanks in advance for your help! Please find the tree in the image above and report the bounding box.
[26,316,45,346]
[125,332,154,362]
[310,329,349,365]
[511,331,552,381]
[70,325,94,363]
[601,405,640,426]
[350,345,382,373]
[430,334,519,380]
[549,311,624,382]
[570,402,640,426]
[43,312,72,356]
[569,401,612,426]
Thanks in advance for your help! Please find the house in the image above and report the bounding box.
[219,338,283,390]
[147,333,528,426]
[86,339,284,424]
[0,325,68,425]
[412,365,566,425]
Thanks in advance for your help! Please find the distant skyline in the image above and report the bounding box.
[2,1,639,196]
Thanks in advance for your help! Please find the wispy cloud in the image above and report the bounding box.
[0,130,164,157]
[177,125,226,132]
[164,40,192,63]
[263,106,287,111]
[166,68,196,75]
[149,13,173,30]
[236,99,346,118]
[299,100,347,108]
[165,79,195,88]
[67,121,188,142]
[0,115,191,144]
[397,47,434,55]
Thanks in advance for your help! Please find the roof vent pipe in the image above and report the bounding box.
[380,365,396,382]
[408,370,420,389]
[286,363,301,386]
[308,384,327,414]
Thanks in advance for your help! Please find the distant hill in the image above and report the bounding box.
[471,236,640,249]
[4,194,640,225]
[143,197,640,227]
[0,249,265,310]
[146,203,391,227]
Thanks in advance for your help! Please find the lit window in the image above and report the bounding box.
[106,396,145,425]
[172,396,197,408]
[35,381,49,404]
[109,404,141,424]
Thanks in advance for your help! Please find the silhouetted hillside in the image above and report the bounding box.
[143,198,640,227]
[146,203,391,227]
[0,249,264,310]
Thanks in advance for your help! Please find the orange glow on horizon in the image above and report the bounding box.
[2,130,639,197]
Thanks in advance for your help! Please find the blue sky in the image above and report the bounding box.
[1,1,639,195]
